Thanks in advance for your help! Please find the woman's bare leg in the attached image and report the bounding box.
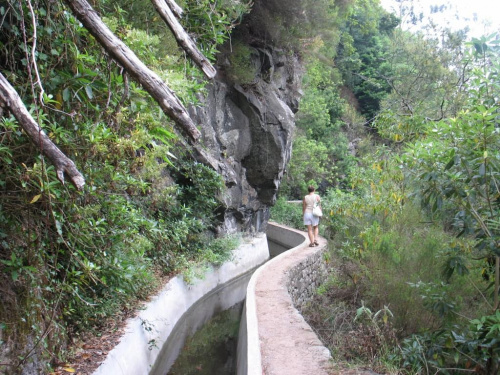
[307,224,314,244]
[313,225,319,243]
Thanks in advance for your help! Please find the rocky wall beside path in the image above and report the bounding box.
[287,247,329,311]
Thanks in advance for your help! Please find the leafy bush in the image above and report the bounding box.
[307,154,490,371]
[0,0,251,370]
[269,196,303,230]
[401,311,500,374]
[323,188,483,334]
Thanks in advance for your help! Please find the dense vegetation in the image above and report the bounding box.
[273,0,500,373]
[0,0,250,372]
[1,0,499,373]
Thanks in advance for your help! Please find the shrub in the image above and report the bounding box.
[226,42,259,85]
[269,196,303,230]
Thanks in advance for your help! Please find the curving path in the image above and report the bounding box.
[90,223,333,375]
[242,222,332,374]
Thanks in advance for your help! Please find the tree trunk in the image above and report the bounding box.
[150,0,217,79]
[164,0,183,18]
[0,73,85,190]
[63,0,201,142]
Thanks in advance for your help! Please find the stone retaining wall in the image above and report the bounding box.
[287,248,329,311]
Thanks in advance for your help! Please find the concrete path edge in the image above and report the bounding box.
[92,233,270,375]
[237,222,331,375]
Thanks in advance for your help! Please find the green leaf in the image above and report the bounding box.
[445,157,455,170]
[479,163,486,176]
[85,85,93,100]
[62,88,70,102]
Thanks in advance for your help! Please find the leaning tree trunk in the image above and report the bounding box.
[164,0,184,19]
[63,0,201,142]
[150,0,216,79]
[0,73,85,190]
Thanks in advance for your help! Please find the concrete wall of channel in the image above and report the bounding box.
[92,234,269,375]
[238,222,332,375]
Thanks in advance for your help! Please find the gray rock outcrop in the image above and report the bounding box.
[190,15,303,235]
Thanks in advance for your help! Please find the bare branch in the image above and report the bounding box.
[25,0,45,104]
[0,73,85,190]
[150,0,216,79]
[164,0,183,18]
[63,0,201,142]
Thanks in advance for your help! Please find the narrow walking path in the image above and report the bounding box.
[250,223,332,374]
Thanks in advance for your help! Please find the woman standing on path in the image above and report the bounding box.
[303,185,321,247]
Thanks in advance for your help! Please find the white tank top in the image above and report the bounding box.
[304,194,318,213]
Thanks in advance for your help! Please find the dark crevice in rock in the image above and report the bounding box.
[189,1,304,235]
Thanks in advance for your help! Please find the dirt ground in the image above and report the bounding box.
[52,272,172,375]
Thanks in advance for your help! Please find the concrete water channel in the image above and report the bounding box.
[152,270,253,374]
[92,223,330,375]
[151,237,290,375]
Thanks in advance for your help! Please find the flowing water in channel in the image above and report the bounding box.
[153,239,287,375]
[167,302,243,375]
[149,270,253,375]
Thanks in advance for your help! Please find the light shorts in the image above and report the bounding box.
[303,212,319,226]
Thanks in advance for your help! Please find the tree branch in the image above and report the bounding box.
[164,0,183,18]
[63,0,201,142]
[0,73,85,190]
[150,0,216,79]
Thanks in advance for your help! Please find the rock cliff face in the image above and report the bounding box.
[189,8,303,235]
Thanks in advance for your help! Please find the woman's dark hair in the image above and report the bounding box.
[308,185,315,193]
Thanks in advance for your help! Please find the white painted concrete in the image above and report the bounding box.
[92,233,269,375]
[237,222,309,375]
[237,222,331,375]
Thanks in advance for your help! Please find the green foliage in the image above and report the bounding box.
[336,0,398,120]
[174,160,224,223]
[296,59,345,140]
[317,32,500,372]
[287,0,500,370]
[401,311,500,373]
[280,136,334,198]
[269,197,303,230]
[402,33,500,308]
[178,0,253,60]
[226,41,257,85]
[248,0,348,50]
[0,0,246,370]
[283,31,358,196]
[308,147,490,371]
[338,203,478,334]
[374,28,469,142]
[204,234,240,265]
[180,234,240,284]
